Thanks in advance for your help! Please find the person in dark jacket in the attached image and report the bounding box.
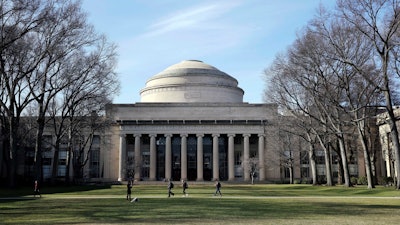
[214,180,222,197]
[126,180,133,201]
[168,179,175,197]
[182,180,188,197]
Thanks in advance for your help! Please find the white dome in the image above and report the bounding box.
[140,60,244,103]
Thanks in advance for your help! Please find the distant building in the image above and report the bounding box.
[376,108,400,180]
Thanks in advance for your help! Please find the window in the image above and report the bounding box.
[90,149,100,178]
[300,151,309,164]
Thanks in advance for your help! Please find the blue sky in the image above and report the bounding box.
[81,0,335,104]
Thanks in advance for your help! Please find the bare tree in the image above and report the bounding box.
[265,37,336,186]
[47,38,117,183]
[0,0,49,187]
[242,157,259,184]
[337,0,400,189]
[26,0,115,182]
[0,0,118,186]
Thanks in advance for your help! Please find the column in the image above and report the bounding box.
[134,134,141,181]
[118,134,126,181]
[212,134,220,181]
[228,134,235,181]
[196,134,204,181]
[243,134,250,182]
[149,134,157,181]
[165,134,172,180]
[181,134,188,181]
[258,134,266,181]
[384,134,392,177]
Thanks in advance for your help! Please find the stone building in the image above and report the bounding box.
[376,107,400,180]
[8,59,382,184]
[103,60,281,182]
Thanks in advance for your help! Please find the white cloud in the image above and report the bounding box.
[143,1,242,37]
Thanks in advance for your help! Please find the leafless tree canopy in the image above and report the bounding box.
[264,0,400,189]
[0,0,119,186]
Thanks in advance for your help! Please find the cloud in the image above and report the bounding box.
[143,1,242,37]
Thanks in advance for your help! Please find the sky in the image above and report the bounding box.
[81,0,335,104]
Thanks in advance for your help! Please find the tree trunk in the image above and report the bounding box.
[8,116,18,187]
[356,120,375,189]
[289,166,294,184]
[338,136,352,187]
[34,101,46,183]
[306,134,318,185]
[51,140,60,185]
[316,132,333,186]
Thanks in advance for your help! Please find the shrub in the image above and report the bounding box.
[357,176,368,185]
[350,176,358,185]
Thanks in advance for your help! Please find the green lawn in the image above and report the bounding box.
[1,184,400,224]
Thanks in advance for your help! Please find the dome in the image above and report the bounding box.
[140,60,244,103]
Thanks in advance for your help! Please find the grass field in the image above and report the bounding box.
[1,183,400,224]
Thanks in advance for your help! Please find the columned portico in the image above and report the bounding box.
[116,131,270,182]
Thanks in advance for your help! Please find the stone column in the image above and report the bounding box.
[196,134,204,181]
[181,134,188,181]
[243,134,251,182]
[228,134,235,181]
[149,134,157,181]
[165,134,172,180]
[384,133,392,177]
[118,133,126,181]
[258,134,266,181]
[212,134,220,181]
[134,134,141,181]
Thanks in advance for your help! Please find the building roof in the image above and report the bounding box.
[140,60,244,103]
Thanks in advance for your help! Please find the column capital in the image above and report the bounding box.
[243,133,251,137]
[196,134,204,138]
[134,134,142,138]
[164,134,173,138]
[119,133,127,138]
[258,134,266,137]
[212,133,220,138]
[180,133,188,138]
[149,133,157,137]
[227,134,236,137]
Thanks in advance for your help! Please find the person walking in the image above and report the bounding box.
[126,180,133,201]
[182,180,188,197]
[34,180,41,198]
[214,180,222,197]
[168,179,175,197]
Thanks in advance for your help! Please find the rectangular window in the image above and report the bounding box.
[300,151,309,164]
[90,149,100,178]
[234,152,242,166]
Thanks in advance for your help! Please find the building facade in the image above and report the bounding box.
[103,60,280,182]
[6,59,385,184]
